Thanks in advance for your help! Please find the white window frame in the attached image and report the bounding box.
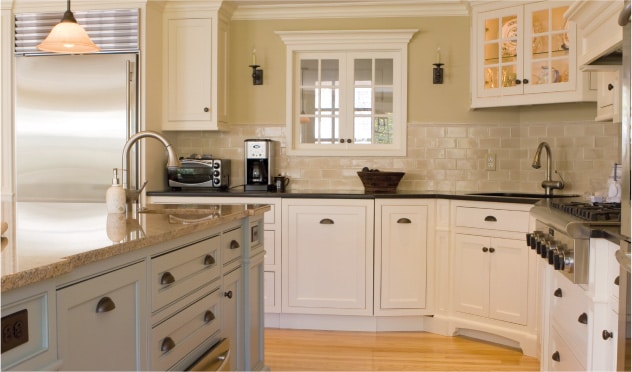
[277,29,417,157]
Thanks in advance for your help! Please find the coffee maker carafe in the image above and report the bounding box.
[245,139,274,191]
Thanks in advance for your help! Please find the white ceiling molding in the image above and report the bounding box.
[231,0,469,20]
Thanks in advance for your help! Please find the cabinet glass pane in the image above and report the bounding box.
[354,117,371,144]
[485,67,499,89]
[373,116,393,144]
[301,59,318,85]
[501,15,518,58]
[501,66,517,87]
[322,59,339,84]
[484,18,500,41]
[355,59,372,85]
[375,59,393,85]
[484,43,500,64]
[374,87,392,115]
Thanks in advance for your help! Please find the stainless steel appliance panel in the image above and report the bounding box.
[15,53,138,202]
[621,1,631,240]
[187,338,230,371]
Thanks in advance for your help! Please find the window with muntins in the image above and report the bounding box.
[277,30,417,156]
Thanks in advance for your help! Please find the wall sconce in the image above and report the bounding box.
[249,48,263,85]
[433,47,444,84]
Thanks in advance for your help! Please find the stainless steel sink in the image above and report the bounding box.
[467,192,579,198]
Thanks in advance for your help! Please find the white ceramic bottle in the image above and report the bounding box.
[106,168,126,214]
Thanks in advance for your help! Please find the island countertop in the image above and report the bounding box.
[1,202,270,292]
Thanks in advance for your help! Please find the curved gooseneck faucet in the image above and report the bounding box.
[532,141,564,195]
[121,130,181,191]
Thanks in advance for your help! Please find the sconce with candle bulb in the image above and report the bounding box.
[249,48,263,85]
[433,47,444,84]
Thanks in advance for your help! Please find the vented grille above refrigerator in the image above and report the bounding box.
[14,8,139,55]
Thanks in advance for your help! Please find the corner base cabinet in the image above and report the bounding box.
[282,198,374,315]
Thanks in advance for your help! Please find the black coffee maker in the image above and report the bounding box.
[244,139,274,191]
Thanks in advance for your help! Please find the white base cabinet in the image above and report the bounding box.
[282,198,374,315]
[454,234,528,325]
[57,261,147,371]
[374,199,434,315]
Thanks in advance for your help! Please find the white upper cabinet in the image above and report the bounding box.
[277,30,416,156]
[471,1,596,108]
[162,2,230,131]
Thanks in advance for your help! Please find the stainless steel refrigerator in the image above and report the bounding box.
[14,53,138,202]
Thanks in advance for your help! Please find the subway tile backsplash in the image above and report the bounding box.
[169,120,621,196]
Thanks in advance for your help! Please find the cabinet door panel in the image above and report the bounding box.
[454,234,490,317]
[379,205,428,310]
[489,237,528,325]
[285,204,370,313]
[57,262,145,371]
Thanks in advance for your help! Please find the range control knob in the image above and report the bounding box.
[213,162,221,169]
[547,241,558,265]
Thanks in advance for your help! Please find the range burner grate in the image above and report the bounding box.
[550,201,621,222]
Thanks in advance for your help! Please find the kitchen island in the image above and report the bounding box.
[1,201,269,371]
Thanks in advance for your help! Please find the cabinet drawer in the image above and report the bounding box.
[550,271,590,364]
[455,207,529,232]
[222,227,243,266]
[152,236,220,312]
[150,288,221,371]
[547,325,585,371]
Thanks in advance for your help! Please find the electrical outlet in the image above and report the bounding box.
[486,153,496,171]
[2,309,29,353]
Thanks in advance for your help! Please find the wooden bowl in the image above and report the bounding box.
[357,171,405,193]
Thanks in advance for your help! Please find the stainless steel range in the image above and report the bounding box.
[528,198,621,284]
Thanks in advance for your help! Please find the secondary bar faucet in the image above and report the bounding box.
[121,131,181,203]
[532,141,564,195]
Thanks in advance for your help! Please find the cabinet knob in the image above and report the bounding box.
[204,254,215,266]
[552,351,560,362]
[577,312,588,325]
[553,288,563,297]
[230,240,240,250]
[602,330,614,340]
[203,107,209,112]
[95,296,116,313]
[484,215,497,222]
[204,310,216,323]
[161,271,176,285]
[522,79,529,84]
[224,290,233,299]
[608,83,615,91]
[320,218,334,225]
[161,337,176,353]
[397,218,412,224]
[489,247,495,253]
[482,247,489,252]
[615,276,620,286]
[516,79,522,85]
[346,138,352,143]
[339,139,345,144]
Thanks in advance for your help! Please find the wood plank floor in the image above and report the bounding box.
[265,329,540,371]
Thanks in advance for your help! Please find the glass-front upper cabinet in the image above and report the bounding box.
[278,30,415,157]
[471,1,595,108]
[298,55,395,148]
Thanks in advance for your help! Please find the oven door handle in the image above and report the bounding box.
[187,338,230,371]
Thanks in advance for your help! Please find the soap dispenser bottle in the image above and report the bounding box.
[106,168,126,214]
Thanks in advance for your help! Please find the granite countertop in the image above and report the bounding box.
[1,202,270,292]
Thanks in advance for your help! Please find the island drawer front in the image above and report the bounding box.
[150,288,221,371]
[222,227,243,266]
[550,271,590,364]
[455,207,529,232]
[152,235,221,312]
[547,325,585,371]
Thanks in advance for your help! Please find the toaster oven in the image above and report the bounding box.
[168,159,231,189]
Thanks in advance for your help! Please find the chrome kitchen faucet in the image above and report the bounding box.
[532,141,565,195]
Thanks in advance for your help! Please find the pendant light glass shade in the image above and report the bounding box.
[36,1,100,54]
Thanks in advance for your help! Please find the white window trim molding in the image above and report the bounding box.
[277,29,417,157]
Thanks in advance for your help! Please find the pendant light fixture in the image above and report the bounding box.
[37,0,100,54]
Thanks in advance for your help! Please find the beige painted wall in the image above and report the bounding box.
[167,15,619,196]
